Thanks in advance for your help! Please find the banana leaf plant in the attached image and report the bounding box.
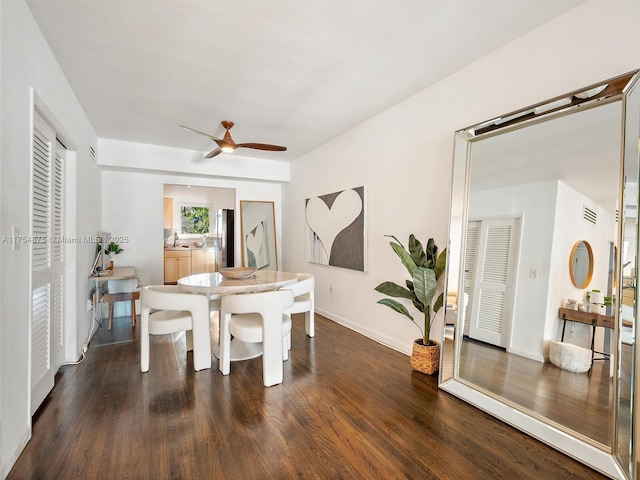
[374,235,446,346]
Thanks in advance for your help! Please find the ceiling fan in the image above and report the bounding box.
[179,120,287,159]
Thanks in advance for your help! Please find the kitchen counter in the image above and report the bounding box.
[165,246,214,251]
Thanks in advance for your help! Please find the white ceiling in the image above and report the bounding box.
[25,0,585,161]
[470,101,624,212]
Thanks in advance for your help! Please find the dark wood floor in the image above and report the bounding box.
[458,338,612,446]
[8,314,606,479]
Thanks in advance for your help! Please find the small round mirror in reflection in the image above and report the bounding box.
[569,240,594,289]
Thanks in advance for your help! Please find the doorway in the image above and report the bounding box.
[162,185,236,284]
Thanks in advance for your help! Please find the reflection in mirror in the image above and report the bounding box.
[239,200,278,270]
[440,70,640,479]
[570,240,594,289]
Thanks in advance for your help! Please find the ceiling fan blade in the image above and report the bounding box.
[205,148,222,159]
[179,125,222,142]
[236,143,287,152]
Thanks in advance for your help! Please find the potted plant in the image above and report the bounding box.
[105,241,123,269]
[374,234,446,375]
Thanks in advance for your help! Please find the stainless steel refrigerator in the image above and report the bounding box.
[213,209,235,268]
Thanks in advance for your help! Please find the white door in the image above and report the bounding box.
[51,143,65,368]
[462,221,480,335]
[468,218,519,348]
[31,111,65,414]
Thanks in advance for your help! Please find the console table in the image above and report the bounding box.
[558,307,614,366]
[89,266,140,327]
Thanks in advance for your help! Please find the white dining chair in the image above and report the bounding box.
[140,285,212,372]
[219,290,294,387]
[281,273,315,338]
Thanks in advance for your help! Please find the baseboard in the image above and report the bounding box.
[1,427,31,480]
[315,307,412,356]
[507,347,545,363]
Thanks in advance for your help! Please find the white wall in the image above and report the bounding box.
[99,140,285,289]
[281,0,640,355]
[0,1,101,477]
[548,182,614,350]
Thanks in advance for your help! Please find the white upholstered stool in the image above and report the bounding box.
[549,341,591,373]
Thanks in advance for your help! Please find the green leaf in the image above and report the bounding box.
[384,234,403,246]
[374,281,414,300]
[377,298,414,321]
[408,234,427,267]
[413,267,437,309]
[405,279,415,293]
[434,248,447,279]
[107,242,123,255]
[389,241,417,277]
[433,292,444,313]
[412,298,424,313]
[425,238,437,264]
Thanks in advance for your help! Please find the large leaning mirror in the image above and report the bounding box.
[440,70,640,479]
[239,200,278,270]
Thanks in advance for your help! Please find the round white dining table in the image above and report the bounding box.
[177,270,297,295]
[177,270,298,361]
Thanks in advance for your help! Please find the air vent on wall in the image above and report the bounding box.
[583,205,597,225]
[89,145,96,162]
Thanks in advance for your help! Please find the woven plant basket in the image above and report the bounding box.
[410,339,440,375]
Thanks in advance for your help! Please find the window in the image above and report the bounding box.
[180,205,210,234]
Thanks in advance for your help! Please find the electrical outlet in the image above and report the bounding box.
[329,285,333,294]
[86,299,93,311]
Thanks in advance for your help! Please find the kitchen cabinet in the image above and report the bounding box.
[164,249,191,284]
[163,198,173,229]
[191,248,217,274]
[164,248,217,284]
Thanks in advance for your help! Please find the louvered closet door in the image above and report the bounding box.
[51,144,65,368]
[468,218,516,348]
[31,112,64,415]
[463,221,480,335]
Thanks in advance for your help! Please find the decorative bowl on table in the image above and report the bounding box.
[220,267,257,279]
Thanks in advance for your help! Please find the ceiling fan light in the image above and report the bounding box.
[221,145,235,153]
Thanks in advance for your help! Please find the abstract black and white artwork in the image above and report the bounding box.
[245,220,270,269]
[305,186,367,272]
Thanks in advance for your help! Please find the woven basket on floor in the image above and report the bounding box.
[410,339,440,375]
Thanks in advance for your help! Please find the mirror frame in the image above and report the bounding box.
[439,70,640,479]
[569,240,594,289]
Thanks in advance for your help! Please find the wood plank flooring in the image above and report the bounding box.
[7,314,606,479]
[458,337,612,446]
